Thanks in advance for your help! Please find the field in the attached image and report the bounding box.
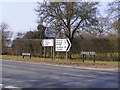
[1,55,119,69]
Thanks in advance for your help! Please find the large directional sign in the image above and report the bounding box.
[41,39,54,46]
[55,39,71,52]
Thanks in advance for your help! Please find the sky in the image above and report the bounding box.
[1,2,38,32]
[0,1,109,39]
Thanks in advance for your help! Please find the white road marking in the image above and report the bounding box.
[5,85,19,88]
[61,73,97,78]
[0,84,3,89]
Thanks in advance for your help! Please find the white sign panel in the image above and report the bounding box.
[55,39,71,52]
[22,53,30,56]
[41,39,54,46]
[81,52,96,55]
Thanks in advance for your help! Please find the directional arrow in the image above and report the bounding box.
[66,38,71,51]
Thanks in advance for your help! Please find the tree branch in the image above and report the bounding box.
[71,19,83,39]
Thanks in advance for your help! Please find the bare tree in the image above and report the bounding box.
[0,22,13,54]
[107,2,120,32]
[35,2,99,43]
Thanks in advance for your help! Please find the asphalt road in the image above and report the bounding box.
[1,59,119,88]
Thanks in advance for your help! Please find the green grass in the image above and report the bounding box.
[1,55,118,66]
[47,52,119,62]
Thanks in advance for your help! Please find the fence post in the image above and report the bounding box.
[93,55,96,63]
[82,54,85,63]
[23,55,24,59]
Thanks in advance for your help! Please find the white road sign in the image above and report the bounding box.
[22,53,30,56]
[81,52,96,55]
[41,39,54,46]
[55,39,71,52]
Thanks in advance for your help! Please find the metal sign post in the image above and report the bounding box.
[53,42,55,60]
[41,39,54,60]
[81,52,96,63]
[66,51,68,61]
[44,47,45,60]
[52,39,55,60]
[22,53,31,59]
[55,39,71,52]
[93,55,96,63]
[51,47,52,59]
[41,38,71,61]
[82,54,85,63]
[41,39,54,47]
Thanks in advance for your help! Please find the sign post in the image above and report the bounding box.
[53,41,55,60]
[93,55,96,63]
[55,38,71,61]
[81,52,96,63]
[41,39,54,60]
[51,46,52,59]
[55,39,71,52]
[22,53,31,59]
[41,39,71,61]
[41,39,54,47]
[44,47,45,59]
[82,54,85,63]
[66,51,68,61]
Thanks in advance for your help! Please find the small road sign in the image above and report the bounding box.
[41,39,54,47]
[22,53,30,56]
[22,53,31,59]
[81,52,96,63]
[81,52,96,55]
[55,38,71,52]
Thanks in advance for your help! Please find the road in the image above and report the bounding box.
[1,60,119,88]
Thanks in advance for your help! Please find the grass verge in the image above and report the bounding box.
[1,55,119,69]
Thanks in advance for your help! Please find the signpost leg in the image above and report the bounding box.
[66,51,68,61]
[44,47,45,60]
[52,39,55,60]
[82,54,84,63]
[56,52,58,60]
[93,55,96,63]
[53,44,54,60]
[51,47,52,59]
[57,52,59,60]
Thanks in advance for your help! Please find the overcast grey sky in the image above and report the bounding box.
[0,2,108,39]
